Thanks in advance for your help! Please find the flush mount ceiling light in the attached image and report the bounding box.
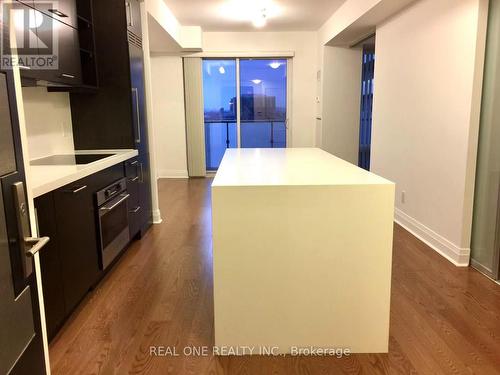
[252,79,262,84]
[269,61,282,69]
[218,0,281,28]
[219,66,226,74]
[252,9,267,28]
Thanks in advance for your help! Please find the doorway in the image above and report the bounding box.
[202,58,289,171]
[358,37,375,171]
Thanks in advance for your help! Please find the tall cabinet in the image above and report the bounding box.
[69,0,152,237]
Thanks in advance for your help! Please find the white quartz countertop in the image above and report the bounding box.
[29,149,138,197]
[212,148,394,187]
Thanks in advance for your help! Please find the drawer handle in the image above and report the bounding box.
[61,73,75,79]
[129,176,139,182]
[48,9,68,17]
[100,193,130,211]
[65,185,87,194]
[129,206,140,213]
[130,160,139,166]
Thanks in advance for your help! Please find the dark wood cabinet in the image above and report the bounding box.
[125,159,141,238]
[35,164,125,340]
[34,13,82,85]
[53,182,99,312]
[34,0,78,28]
[18,0,83,86]
[35,193,66,339]
[70,0,152,235]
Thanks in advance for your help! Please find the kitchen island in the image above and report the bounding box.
[211,148,395,354]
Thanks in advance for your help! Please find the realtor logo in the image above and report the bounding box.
[1,1,58,70]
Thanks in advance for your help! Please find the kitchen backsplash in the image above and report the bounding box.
[22,87,75,160]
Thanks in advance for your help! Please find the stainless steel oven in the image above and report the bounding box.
[96,178,130,270]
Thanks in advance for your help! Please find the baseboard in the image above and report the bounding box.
[157,169,189,179]
[394,208,470,267]
[152,209,162,224]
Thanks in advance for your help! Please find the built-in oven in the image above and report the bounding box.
[96,178,130,270]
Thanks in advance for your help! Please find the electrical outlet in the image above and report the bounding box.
[401,191,406,204]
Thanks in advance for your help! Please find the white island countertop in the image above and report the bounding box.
[213,148,392,187]
[29,149,138,197]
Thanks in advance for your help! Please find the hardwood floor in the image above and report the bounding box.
[49,178,500,375]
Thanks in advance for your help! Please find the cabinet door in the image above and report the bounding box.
[32,12,81,85]
[54,182,99,312]
[35,193,66,340]
[33,0,77,28]
[125,0,141,37]
[56,21,82,84]
[125,159,141,238]
[138,154,152,232]
[129,43,152,232]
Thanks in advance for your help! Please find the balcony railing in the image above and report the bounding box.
[204,119,286,170]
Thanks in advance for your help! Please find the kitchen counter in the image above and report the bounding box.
[212,148,395,354]
[29,149,138,197]
[213,148,392,186]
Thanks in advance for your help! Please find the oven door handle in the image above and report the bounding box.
[100,193,130,212]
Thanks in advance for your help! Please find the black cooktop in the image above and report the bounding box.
[30,154,114,166]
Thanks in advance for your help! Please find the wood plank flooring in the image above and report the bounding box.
[49,178,500,375]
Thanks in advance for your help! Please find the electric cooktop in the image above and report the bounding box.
[30,154,114,166]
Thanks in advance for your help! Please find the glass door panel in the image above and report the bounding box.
[471,0,500,279]
[203,59,237,171]
[239,59,287,148]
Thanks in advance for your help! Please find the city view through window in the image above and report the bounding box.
[203,59,287,170]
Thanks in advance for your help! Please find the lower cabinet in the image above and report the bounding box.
[35,193,66,339]
[53,182,99,313]
[35,164,124,340]
[125,156,152,238]
[125,159,141,238]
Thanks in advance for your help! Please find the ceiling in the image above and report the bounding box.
[164,0,347,32]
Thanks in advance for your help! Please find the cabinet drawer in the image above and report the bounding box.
[125,159,141,238]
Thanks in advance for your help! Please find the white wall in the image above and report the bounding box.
[22,88,74,160]
[371,0,488,265]
[151,55,188,178]
[202,31,318,147]
[320,46,362,164]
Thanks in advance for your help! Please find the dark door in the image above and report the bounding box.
[0,71,46,374]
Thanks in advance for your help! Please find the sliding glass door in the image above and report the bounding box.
[202,59,237,171]
[240,59,287,148]
[203,58,288,171]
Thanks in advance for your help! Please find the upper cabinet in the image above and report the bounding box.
[15,0,83,87]
[34,0,78,28]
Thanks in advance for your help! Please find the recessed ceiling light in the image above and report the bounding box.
[252,79,262,84]
[269,61,282,69]
[219,66,226,74]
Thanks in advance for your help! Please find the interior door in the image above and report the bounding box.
[0,71,46,374]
